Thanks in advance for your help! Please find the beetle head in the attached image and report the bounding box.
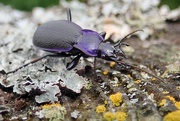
[98,30,143,62]
[98,42,126,62]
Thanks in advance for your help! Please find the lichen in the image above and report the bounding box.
[42,103,61,109]
[159,95,180,110]
[36,103,66,121]
[110,62,116,67]
[35,84,60,103]
[0,5,86,103]
[103,70,109,75]
[109,92,123,106]
[115,112,128,121]
[165,96,176,103]
[134,80,141,84]
[103,112,115,121]
[96,105,106,113]
[71,110,80,119]
[1,58,86,103]
[175,102,180,110]
[163,110,180,121]
[159,99,167,107]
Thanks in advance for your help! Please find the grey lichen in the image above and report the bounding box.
[0,5,86,103]
[0,28,86,102]
[35,84,60,103]
[1,58,86,103]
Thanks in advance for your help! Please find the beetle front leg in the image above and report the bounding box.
[66,54,82,70]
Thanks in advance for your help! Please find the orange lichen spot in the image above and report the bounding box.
[103,112,115,121]
[110,62,116,67]
[115,112,127,121]
[42,103,61,109]
[96,105,106,113]
[109,92,123,106]
[103,70,109,75]
[152,77,156,81]
[163,110,180,121]
[175,102,180,109]
[134,80,140,84]
[159,99,167,107]
[163,91,169,94]
[165,95,176,103]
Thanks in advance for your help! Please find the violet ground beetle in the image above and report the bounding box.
[6,9,164,82]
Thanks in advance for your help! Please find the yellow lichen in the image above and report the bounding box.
[103,70,109,75]
[175,102,180,109]
[40,103,66,121]
[96,105,106,113]
[161,96,180,109]
[109,92,123,106]
[42,103,61,109]
[103,112,115,121]
[159,99,167,107]
[134,80,140,84]
[163,91,169,94]
[115,112,127,121]
[152,77,156,81]
[163,110,180,121]
[110,62,116,67]
[165,96,176,103]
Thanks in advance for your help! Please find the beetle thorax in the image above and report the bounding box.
[74,29,104,57]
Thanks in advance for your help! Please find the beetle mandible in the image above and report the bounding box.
[6,9,141,74]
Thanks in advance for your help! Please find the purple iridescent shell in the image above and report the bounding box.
[74,29,104,56]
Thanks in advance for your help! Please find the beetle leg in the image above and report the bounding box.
[99,31,106,39]
[93,57,98,79]
[66,54,82,70]
[67,8,72,21]
[6,53,72,75]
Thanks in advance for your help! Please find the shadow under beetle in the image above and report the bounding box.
[7,9,142,75]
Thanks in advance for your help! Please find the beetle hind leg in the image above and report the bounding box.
[66,54,82,70]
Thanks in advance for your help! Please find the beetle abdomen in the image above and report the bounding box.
[33,20,82,52]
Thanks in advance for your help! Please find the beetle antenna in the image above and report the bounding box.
[114,29,143,47]
[67,8,72,21]
[117,62,164,82]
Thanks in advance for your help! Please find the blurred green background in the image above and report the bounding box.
[0,0,179,11]
[159,0,180,10]
[0,0,59,11]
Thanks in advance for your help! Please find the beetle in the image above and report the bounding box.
[6,9,141,74]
